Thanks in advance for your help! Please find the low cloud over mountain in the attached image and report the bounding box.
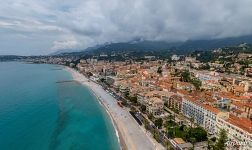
[1,0,252,55]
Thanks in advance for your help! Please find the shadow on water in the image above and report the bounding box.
[49,82,74,150]
[48,80,119,150]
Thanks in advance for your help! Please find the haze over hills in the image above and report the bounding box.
[53,35,252,56]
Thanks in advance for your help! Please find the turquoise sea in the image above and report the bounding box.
[0,62,120,150]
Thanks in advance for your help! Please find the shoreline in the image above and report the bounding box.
[65,67,163,150]
[64,67,125,150]
[88,84,127,150]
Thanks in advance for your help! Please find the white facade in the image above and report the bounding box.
[182,97,205,126]
[203,109,217,135]
[216,116,252,150]
[171,55,180,61]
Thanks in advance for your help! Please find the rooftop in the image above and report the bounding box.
[228,114,252,134]
[149,97,163,104]
[173,138,185,144]
[202,104,220,114]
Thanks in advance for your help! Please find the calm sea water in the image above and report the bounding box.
[0,62,120,150]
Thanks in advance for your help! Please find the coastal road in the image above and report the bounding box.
[67,68,165,150]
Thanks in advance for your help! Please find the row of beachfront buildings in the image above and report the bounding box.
[135,89,252,149]
[76,59,252,149]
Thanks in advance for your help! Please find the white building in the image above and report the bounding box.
[171,55,180,61]
[202,105,229,135]
[182,96,205,126]
[185,56,197,63]
[147,97,164,117]
[216,114,252,150]
[182,94,252,149]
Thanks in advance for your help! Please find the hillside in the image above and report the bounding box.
[54,35,252,57]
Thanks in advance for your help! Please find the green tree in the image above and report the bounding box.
[240,67,245,75]
[181,71,191,82]
[157,66,162,74]
[167,127,175,138]
[130,106,136,112]
[165,140,175,150]
[124,90,129,98]
[153,129,160,142]
[183,126,190,141]
[201,63,211,70]
[143,119,149,130]
[190,127,208,142]
[223,62,232,73]
[164,121,169,134]
[168,114,175,123]
[128,96,137,104]
[191,78,202,90]
[121,100,128,106]
[207,138,214,150]
[196,51,215,62]
[147,113,154,121]
[214,129,228,150]
[99,78,106,82]
[165,114,176,135]
[154,118,163,129]
[190,137,197,149]
[140,105,146,112]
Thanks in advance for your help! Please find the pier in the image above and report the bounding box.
[51,68,63,70]
[56,80,75,83]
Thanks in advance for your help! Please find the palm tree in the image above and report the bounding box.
[214,129,228,150]
[183,126,190,141]
[166,114,177,138]
[189,117,194,128]
[207,138,214,150]
[190,137,196,149]
[144,118,149,130]
[172,114,176,137]
[165,121,169,134]
[168,114,173,123]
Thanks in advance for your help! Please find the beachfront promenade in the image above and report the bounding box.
[66,67,165,150]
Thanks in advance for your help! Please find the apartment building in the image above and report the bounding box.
[147,97,164,117]
[168,94,183,112]
[230,102,252,120]
[182,96,205,126]
[181,91,252,149]
[216,114,252,150]
[182,95,228,135]
[202,104,222,135]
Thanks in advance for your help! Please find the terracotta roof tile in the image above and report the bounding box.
[228,115,252,134]
[202,104,220,114]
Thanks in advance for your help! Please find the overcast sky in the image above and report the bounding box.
[0,0,252,55]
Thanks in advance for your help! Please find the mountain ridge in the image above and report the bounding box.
[53,35,252,56]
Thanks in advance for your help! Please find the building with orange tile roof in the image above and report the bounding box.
[202,104,222,135]
[233,85,245,96]
[230,102,252,120]
[182,96,205,126]
[175,81,195,91]
[147,97,164,117]
[216,114,252,150]
[168,94,183,112]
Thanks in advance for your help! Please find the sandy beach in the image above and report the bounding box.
[65,67,165,150]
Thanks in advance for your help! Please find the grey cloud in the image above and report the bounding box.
[0,0,252,55]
